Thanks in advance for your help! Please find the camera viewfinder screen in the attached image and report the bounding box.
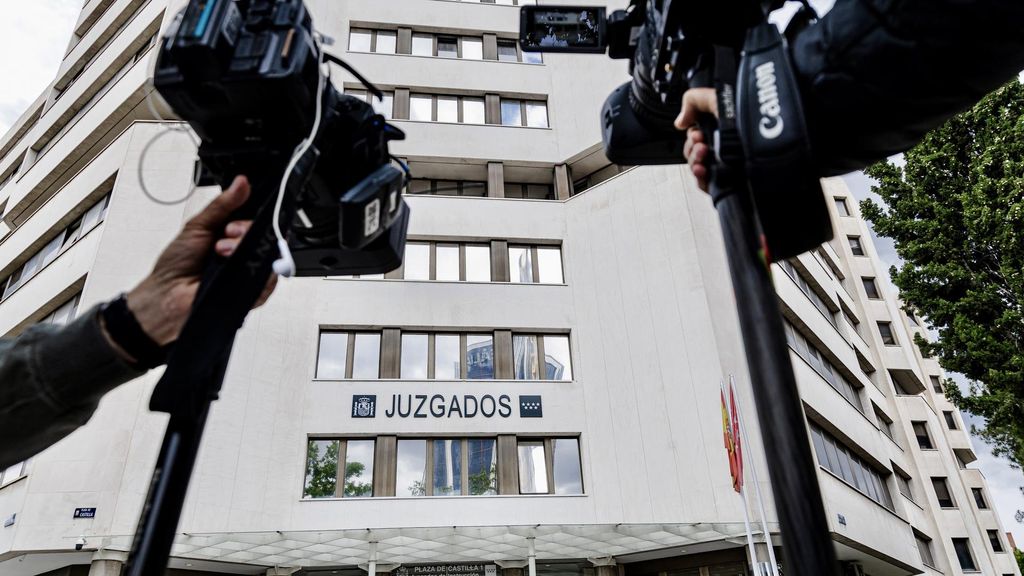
[522,8,603,51]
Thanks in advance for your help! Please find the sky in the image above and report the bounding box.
[0,0,81,137]
[0,0,1021,552]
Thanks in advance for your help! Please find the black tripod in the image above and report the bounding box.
[697,47,841,576]
[124,157,293,576]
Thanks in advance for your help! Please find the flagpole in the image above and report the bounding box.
[732,375,780,576]
[723,380,761,575]
[739,483,761,575]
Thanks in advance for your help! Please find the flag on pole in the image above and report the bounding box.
[721,381,744,493]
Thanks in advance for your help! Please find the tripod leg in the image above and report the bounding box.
[711,168,841,576]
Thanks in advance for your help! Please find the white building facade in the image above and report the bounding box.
[0,1,1018,576]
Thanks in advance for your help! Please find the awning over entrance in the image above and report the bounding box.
[99,523,763,569]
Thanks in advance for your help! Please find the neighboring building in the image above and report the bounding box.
[0,1,1019,576]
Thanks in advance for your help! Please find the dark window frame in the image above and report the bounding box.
[848,235,865,256]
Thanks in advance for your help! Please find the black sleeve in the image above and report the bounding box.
[791,0,1024,176]
[0,306,144,469]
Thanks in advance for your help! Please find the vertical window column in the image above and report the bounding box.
[482,33,498,60]
[487,162,505,198]
[554,164,572,200]
[396,28,413,54]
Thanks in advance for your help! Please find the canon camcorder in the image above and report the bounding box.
[520,1,833,259]
[154,0,409,276]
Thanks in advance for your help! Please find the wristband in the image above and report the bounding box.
[100,294,168,370]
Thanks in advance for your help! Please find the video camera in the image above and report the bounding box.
[153,0,409,276]
[520,1,832,259]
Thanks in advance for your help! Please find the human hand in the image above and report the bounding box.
[121,176,277,348]
[673,87,718,191]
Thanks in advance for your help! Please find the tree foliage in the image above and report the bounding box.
[304,441,373,498]
[860,80,1024,469]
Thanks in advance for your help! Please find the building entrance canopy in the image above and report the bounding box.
[100,523,759,569]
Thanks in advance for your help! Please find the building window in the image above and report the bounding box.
[834,197,851,216]
[783,322,863,412]
[0,461,27,487]
[848,236,865,256]
[809,424,894,510]
[302,439,375,498]
[988,530,1004,552]
[420,438,498,495]
[315,331,380,379]
[915,532,936,568]
[912,421,934,449]
[520,440,552,491]
[38,294,81,326]
[500,99,549,127]
[877,322,897,345]
[310,435,578,498]
[399,241,493,281]
[504,182,555,200]
[349,29,373,52]
[497,39,518,61]
[352,333,382,378]
[931,477,955,508]
[437,36,459,58]
[406,94,501,124]
[375,31,397,54]
[943,410,958,430]
[345,89,395,119]
[2,193,110,300]
[354,26,541,63]
[522,50,543,64]
[467,334,495,379]
[777,260,837,326]
[437,96,459,122]
[319,329,571,380]
[513,334,572,381]
[508,245,564,284]
[895,469,913,500]
[462,37,484,60]
[930,375,943,393]
[862,277,881,299]
[873,405,895,442]
[972,487,988,509]
[400,333,429,379]
[410,94,433,121]
[952,538,978,572]
[408,179,487,197]
[411,33,433,56]
[434,334,462,379]
[463,97,486,124]
[518,438,582,495]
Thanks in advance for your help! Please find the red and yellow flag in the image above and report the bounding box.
[721,381,744,493]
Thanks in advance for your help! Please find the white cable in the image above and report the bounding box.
[138,89,203,205]
[272,37,327,277]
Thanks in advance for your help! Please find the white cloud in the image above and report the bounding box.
[0,1,81,137]
[845,169,1024,545]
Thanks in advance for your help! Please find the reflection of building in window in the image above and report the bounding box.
[466,336,494,379]
[433,439,462,495]
[544,354,566,380]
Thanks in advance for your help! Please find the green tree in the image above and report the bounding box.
[860,79,1024,469]
[343,461,373,497]
[304,441,339,498]
[1016,548,1023,574]
[303,441,373,497]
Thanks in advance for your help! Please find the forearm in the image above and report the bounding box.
[792,0,1024,175]
[0,306,144,468]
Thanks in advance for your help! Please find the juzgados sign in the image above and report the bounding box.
[352,394,543,419]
